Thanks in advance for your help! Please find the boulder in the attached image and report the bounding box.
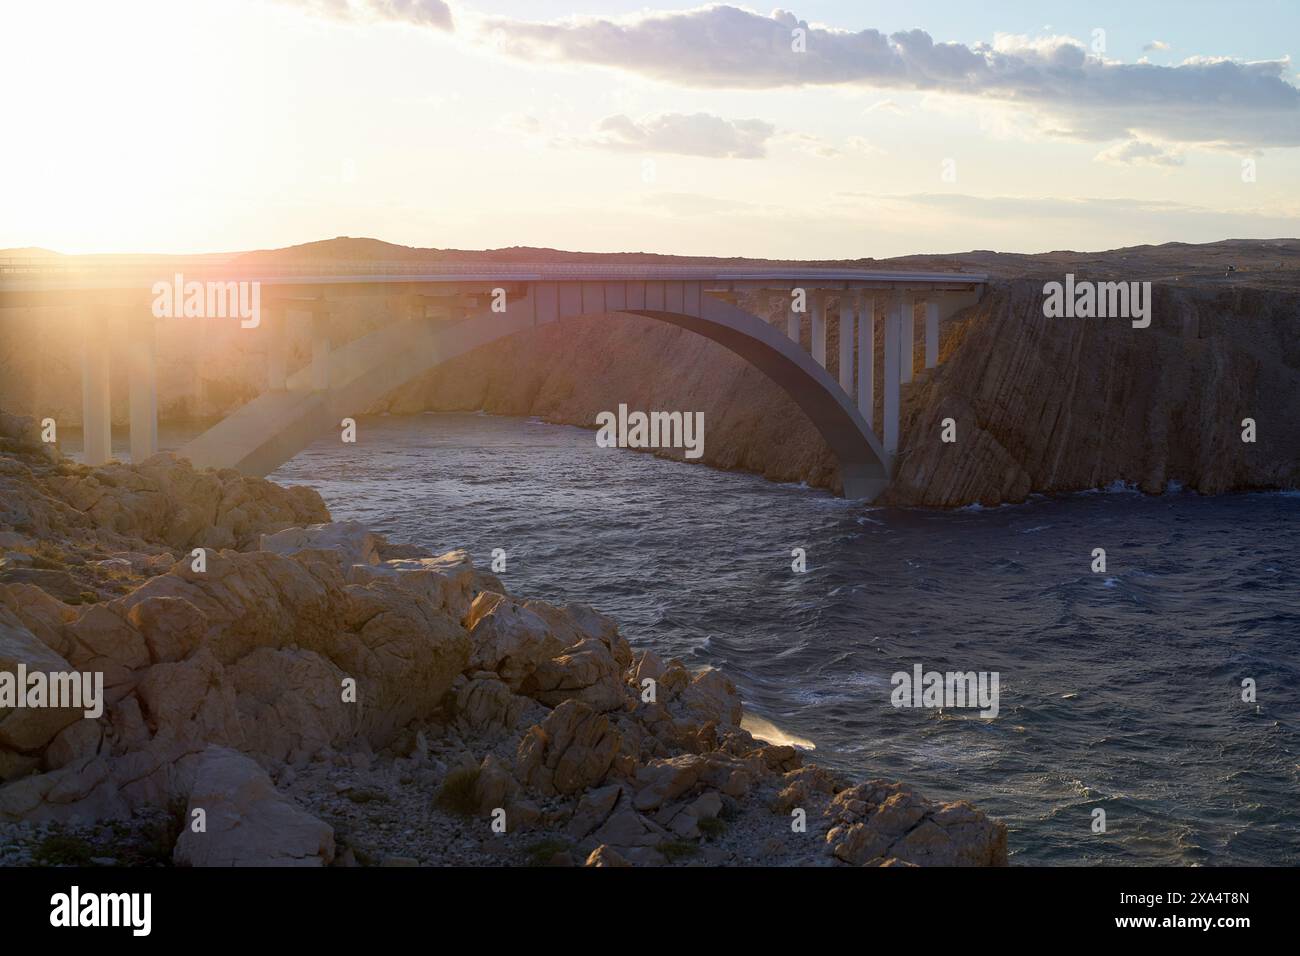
[259,521,383,569]
[0,615,84,760]
[632,754,707,811]
[516,700,621,796]
[173,746,334,866]
[824,781,1008,867]
[466,592,565,688]
[450,673,526,736]
[125,596,207,664]
[519,636,627,713]
[566,783,623,840]
[523,600,633,668]
[585,844,631,867]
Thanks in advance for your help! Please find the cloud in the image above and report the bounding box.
[1094,139,1185,166]
[282,0,453,31]
[572,112,774,158]
[779,131,841,157]
[844,135,884,156]
[1143,40,1171,52]
[479,5,1300,148]
[865,99,906,115]
[498,112,543,136]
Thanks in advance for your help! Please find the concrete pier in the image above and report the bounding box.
[838,298,854,393]
[925,300,940,369]
[311,312,330,392]
[900,293,915,384]
[857,294,874,428]
[266,305,287,391]
[81,312,112,466]
[883,292,902,458]
[127,312,158,463]
[811,294,827,367]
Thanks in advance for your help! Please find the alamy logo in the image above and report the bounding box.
[0,666,102,718]
[1042,273,1151,328]
[50,886,151,936]
[151,273,261,328]
[891,663,1000,718]
[595,404,704,459]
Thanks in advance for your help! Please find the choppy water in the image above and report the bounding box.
[166,412,1297,864]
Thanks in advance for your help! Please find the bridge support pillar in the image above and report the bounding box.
[883,293,901,459]
[127,311,158,463]
[900,293,915,384]
[786,303,799,342]
[811,294,827,367]
[266,306,287,391]
[857,295,874,428]
[837,298,854,393]
[81,311,112,466]
[925,300,940,369]
[841,463,890,502]
[311,313,331,392]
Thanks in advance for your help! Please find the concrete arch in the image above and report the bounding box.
[178,291,891,498]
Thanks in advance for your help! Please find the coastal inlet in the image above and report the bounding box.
[261,411,1300,866]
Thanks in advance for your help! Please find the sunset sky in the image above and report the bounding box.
[4,0,1299,258]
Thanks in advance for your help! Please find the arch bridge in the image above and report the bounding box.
[0,258,987,500]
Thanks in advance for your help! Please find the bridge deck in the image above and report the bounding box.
[0,256,988,293]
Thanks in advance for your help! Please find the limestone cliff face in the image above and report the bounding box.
[883,280,1300,506]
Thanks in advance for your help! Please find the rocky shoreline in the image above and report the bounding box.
[0,411,1006,867]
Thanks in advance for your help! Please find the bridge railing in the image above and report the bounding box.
[0,256,987,285]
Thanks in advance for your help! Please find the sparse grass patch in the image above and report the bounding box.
[658,839,700,862]
[10,541,70,570]
[523,838,570,866]
[32,831,96,867]
[434,766,481,817]
[697,816,726,839]
[129,798,187,866]
[345,788,389,805]
[351,844,378,866]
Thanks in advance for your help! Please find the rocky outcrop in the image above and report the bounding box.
[824,780,1007,866]
[0,412,1007,866]
[884,280,1300,506]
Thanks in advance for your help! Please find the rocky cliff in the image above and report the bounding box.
[886,279,1300,506]
[0,412,1007,867]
